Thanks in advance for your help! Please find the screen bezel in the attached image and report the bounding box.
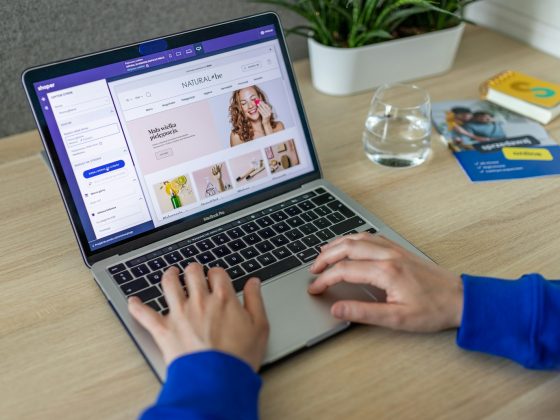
[22,12,322,266]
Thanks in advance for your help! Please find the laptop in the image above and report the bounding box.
[22,12,427,381]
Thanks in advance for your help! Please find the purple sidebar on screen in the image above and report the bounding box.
[32,24,277,251]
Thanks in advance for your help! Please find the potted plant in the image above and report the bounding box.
[258,0,478,95]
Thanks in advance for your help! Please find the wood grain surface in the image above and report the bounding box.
[1,25,559,419]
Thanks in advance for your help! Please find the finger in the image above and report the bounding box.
[128,296,165,336]
[184,262,210,298]
[321,231,378,251]
[243,278,269,331]
[207,267,236,298]
[308,260,391,294]
[161,266,186,311]
[311,237,397,274]
[331,300,406,329]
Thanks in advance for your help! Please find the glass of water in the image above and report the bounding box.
[363,83,431,168]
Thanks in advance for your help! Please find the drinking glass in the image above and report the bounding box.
[362,83,431,167]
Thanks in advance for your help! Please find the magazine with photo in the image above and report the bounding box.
[432,100,560,182]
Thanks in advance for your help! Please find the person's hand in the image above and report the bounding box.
[257,101,272,126]
[128,264,269,371]
[308,233,463,333]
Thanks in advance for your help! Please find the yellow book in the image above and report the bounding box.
[480,70,560,124]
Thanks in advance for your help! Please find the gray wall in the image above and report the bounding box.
[1,0,307,137]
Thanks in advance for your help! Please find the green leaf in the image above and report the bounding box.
[353,29,393,47]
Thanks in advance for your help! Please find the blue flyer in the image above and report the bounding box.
[431,100,560,182]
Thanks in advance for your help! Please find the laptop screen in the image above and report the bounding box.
[27,17,319,256]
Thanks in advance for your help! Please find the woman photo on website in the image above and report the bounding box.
[229,85,285,146]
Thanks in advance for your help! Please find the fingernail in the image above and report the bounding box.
[332,304,345,318]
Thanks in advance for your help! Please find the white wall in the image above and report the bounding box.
[466,0,560,59]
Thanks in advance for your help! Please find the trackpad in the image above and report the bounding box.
[258,269,381,364]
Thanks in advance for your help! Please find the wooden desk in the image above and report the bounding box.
[2,26,559,419]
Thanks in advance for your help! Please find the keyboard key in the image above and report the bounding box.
[255,240,274,253]
[270,210,288,222]
[313,217,332,230]
[121,278,149,295]
[113,270,133,284]
[240,246,259,259]
[285,205,302,216]
[256,216,274,228]
[366,227,378,234]
[244,233,261,245]
[314,205,332,217]
[146,270,163,284]
[212,233,230,245]
[145,300,160,312]
[147,257,166,271]
[257,252,277,266]
[285,228,304,241]
[196,239,215,252]
[316,229,335,241]
[331,216,366,235]
[298,200,315,211]
[213,245,232,258]
[164,251,182,265]
[226,227,244,239]
[287,240,306,253]
[232,256,301,292]
[287,215,304,228]
[131,286,161,302]
[229,238,247,251]
[131,264,150,278]
[300,210,318,222]
[312,193,336,206]
[108,263,126,275]
[297,248,319,263]
[241,221,259,234]
[197,251,216,265]
[241,259,262,273]
[180,245,199,258]
[327,212,345,224]
[158,296,168,310]
[270,234,289,247]
[272,246,290,260]
[224,253,243,266]
[302,234,321,247]
[227,265,246,279]
[272,221,289,234]
[327,201,355,218]
[300,223,318,235]
[257,227,275,240]
[208,259,228,269]
[315,187,326,194]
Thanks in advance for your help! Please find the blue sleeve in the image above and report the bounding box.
[457,273,560,369]
[141,351,262,420]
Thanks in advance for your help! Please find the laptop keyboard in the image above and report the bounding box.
[107,188,377,313]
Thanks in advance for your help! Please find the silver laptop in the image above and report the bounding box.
[22,12,426,381]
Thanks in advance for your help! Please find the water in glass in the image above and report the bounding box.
[363,114,431,167]
[363,83,431,168]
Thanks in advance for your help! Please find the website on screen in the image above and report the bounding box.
[42,36,313,249]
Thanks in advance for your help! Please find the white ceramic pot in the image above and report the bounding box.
[307,23,465,96]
